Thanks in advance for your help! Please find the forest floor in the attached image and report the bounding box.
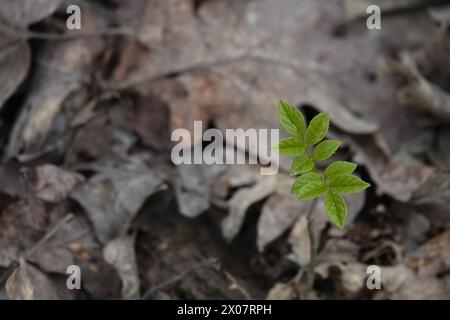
[1,0,450,300]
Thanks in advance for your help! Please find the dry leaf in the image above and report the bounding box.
[174,161,226,218]
[0,0,62,27]
[28,246,73,274]
[6,258,72,300]
[103,235,140,299]
[5,7,105,160]
[71,164,166,243]
[389,276,449,300]
[33,164,84,203]
[221,175,277,242]
[0,31,30,110]
[408,231,450,277]
[266,282,296,300]
[0,199,47,267]
[114,0,383,139]
[257,175,311,252]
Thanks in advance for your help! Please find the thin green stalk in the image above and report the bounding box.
[303,197,319,297]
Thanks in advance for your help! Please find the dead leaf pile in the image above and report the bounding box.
[1,0,450,300]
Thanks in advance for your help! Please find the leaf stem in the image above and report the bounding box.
[302,197,319,298]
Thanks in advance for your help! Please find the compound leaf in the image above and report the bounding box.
[306,112,329,146]
[274,137,306,156]
[330,174,370,194]
[290,172,322,194]
[324,192,347,229]
[313,140,341,161]
[324,161,357,180]
[297,180,328,200]
[278,100,306,138]
[291,155,314,175]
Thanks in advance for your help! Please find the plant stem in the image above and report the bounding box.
[303,197,319,297]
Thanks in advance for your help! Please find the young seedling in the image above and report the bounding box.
[274,100,370,296]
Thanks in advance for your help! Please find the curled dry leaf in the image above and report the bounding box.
[349,135,434,202]
[221,175,277,242]
[5,7,105,161]
[257,175,311,252]
[33,164,85,203]
[174,161,227,218]
[385,52,450,120]
[6,258,72,300]
[0,0,63,118]
[174,159,264,219]
[287,214,312,267]
[103,235,140,299]
[71,164,166,244]
[212,165,262,201]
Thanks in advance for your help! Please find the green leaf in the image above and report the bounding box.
[278,100,306,138]
[324,161,357,180]
[274,137,306,156]
[290,155,314,175]
[297,180,328,200]
[330,174,370,194]
[291,172,322,194]
[306,112,329,146]
[324,192,347,229]
[313,140,341,161]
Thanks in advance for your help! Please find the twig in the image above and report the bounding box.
[103,54,335,92]
[142,258,220,300]
[302,198,319,298]
[24,213,74,259]
[105,55,250,91]
[0,24,136,41]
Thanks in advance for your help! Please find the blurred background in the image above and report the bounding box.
[0,0,450,300]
